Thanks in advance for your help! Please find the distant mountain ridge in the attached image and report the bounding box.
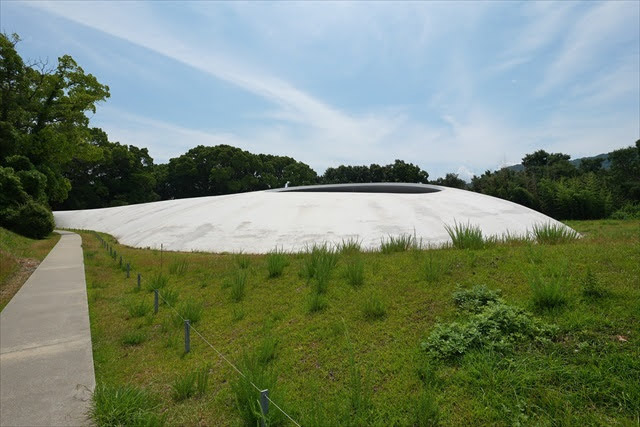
[506,152,611,172]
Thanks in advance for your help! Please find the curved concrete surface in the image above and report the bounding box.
[0,231,94,426]
[54,183,572,254]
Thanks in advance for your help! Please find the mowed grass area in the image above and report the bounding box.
[81,220,640,426]
[0,227,60,311]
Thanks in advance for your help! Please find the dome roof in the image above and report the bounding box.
[54,183,572,253]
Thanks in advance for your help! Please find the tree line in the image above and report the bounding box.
[1,33,639,239]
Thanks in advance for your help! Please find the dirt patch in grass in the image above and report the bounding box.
[0,256,40,310]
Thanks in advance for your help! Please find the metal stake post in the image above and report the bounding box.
[184,320,191,353]
[260,389,269,427]
[119,256,122,268]
[154,289,159,314]
[137,273,141,291]
[126,263,130,278]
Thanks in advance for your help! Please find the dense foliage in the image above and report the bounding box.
[2,32,639,239]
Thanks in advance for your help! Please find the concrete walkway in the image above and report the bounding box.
[1,231,94,426]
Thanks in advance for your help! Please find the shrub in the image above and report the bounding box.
[380,234,414,254]
[3,200,55,239]
[168,258,189,275]
[125,298,150,318]
[266,248,288,278]
[532,222,579,245]
[90,384,164,426]
[177,299,204,324]
[422,299,556,360]
[146,273,168,292]
[230,270,247,302]
[172,372,196,401]
[121,330,147,346]
[362,293,386,320]
[444,221,484,250]
[452,285,502,313]
[529,270,568,311]
[344,257,365,287]
[580,268,607,299]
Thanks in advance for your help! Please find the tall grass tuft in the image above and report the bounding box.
[314,253,334,294]
[195,365,210,397]
[338,237,362,255]
[256,334,279,365]
[230,270,247,302]
[423,252,441,284]
[300,243,339,280]
[266,248,288,278]
[344,322,372,423]
[90,384,164,426]
[177,299,204,324]
[171,371,196,401]
[125,298,150,318]
[414,390,440,426]
[160,287,179,307]
[168,258,189,276]
[529,270,568,311]
[235,252,251,269]
[121,330,147,346]
[580,268,607,299]
[362,292,386,320]
[532,222,579,245]
[444,221,484,250]
[380,234,414,254]
[344,257,365,287]
[307,292,328,313]
[146,273,168,292]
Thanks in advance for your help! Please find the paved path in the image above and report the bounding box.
[1,231,94,426]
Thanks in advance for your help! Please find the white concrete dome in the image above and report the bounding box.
[53,183,573,253]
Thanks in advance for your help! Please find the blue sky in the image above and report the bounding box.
[2,1,639,179]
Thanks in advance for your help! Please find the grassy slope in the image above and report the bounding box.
[0,227,60,311]
[82,220,640,426]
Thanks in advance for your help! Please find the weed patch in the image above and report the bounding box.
[90,384,164,426]
[529,270,568,311]
[445,221,484,250]
[380,234,414,254]
[532,222,579,245]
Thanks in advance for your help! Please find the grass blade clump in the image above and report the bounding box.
[90,384,164,426]
[177,299,204,324]
[580,268,607,299]
[362,292,386,320]
[532,222,579,245]
[338,237,362,255]
[423,252,442,284]
[195,365,210,397]
[529,270,568,311]
[380,234,414,254]
[168,258,189,276]
[121,330,146,346]
[444,221,484,250]
[172,371,196,401]
[230,270,247,302]
[125,298,150,318]
[160,287,179,307]
[266,248,288,278]
[307,292,328,313]
[235,252,251,269]
[344,257,365,287]
[146,273,168,292]
[300,243,338,280]
[256,334,279,365]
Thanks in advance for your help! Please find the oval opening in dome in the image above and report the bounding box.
[275,183,442,194]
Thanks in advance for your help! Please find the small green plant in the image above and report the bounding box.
[168,258,189,276]
[344,257,365,287]
[307,292,328,313]
[452,284,502,313]
[380,234,414,254]
[125,298,150,318]
[344,322,372,423]
[444,220,484,250]
[235,252,251,269]
[160,287,179,307]
[414,390,440,427]
[232,306,245,322]
[195,365,210,397]
[171,371,196,401]
[580,268,607,299]
[532,222,579,245]
[146,273,168,292]
[177,299,204,324]
[338,237,362,255]
[266,248,288,278]
[90,384,164,426]
[529,270,568,311]
[231,353,282,426]
[230,270,247,302]
[121,330,147,346]
[362,292,386,320]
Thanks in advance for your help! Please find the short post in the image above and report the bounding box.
[126,263,130,278]
[137,273,141,290]
[154,289,159,314]
[119,256,122,268]
[184,320,191,353]
[260,389,269,427]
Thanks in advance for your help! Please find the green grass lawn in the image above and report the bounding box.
[81,220,640,426]
[0,227,60,311]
